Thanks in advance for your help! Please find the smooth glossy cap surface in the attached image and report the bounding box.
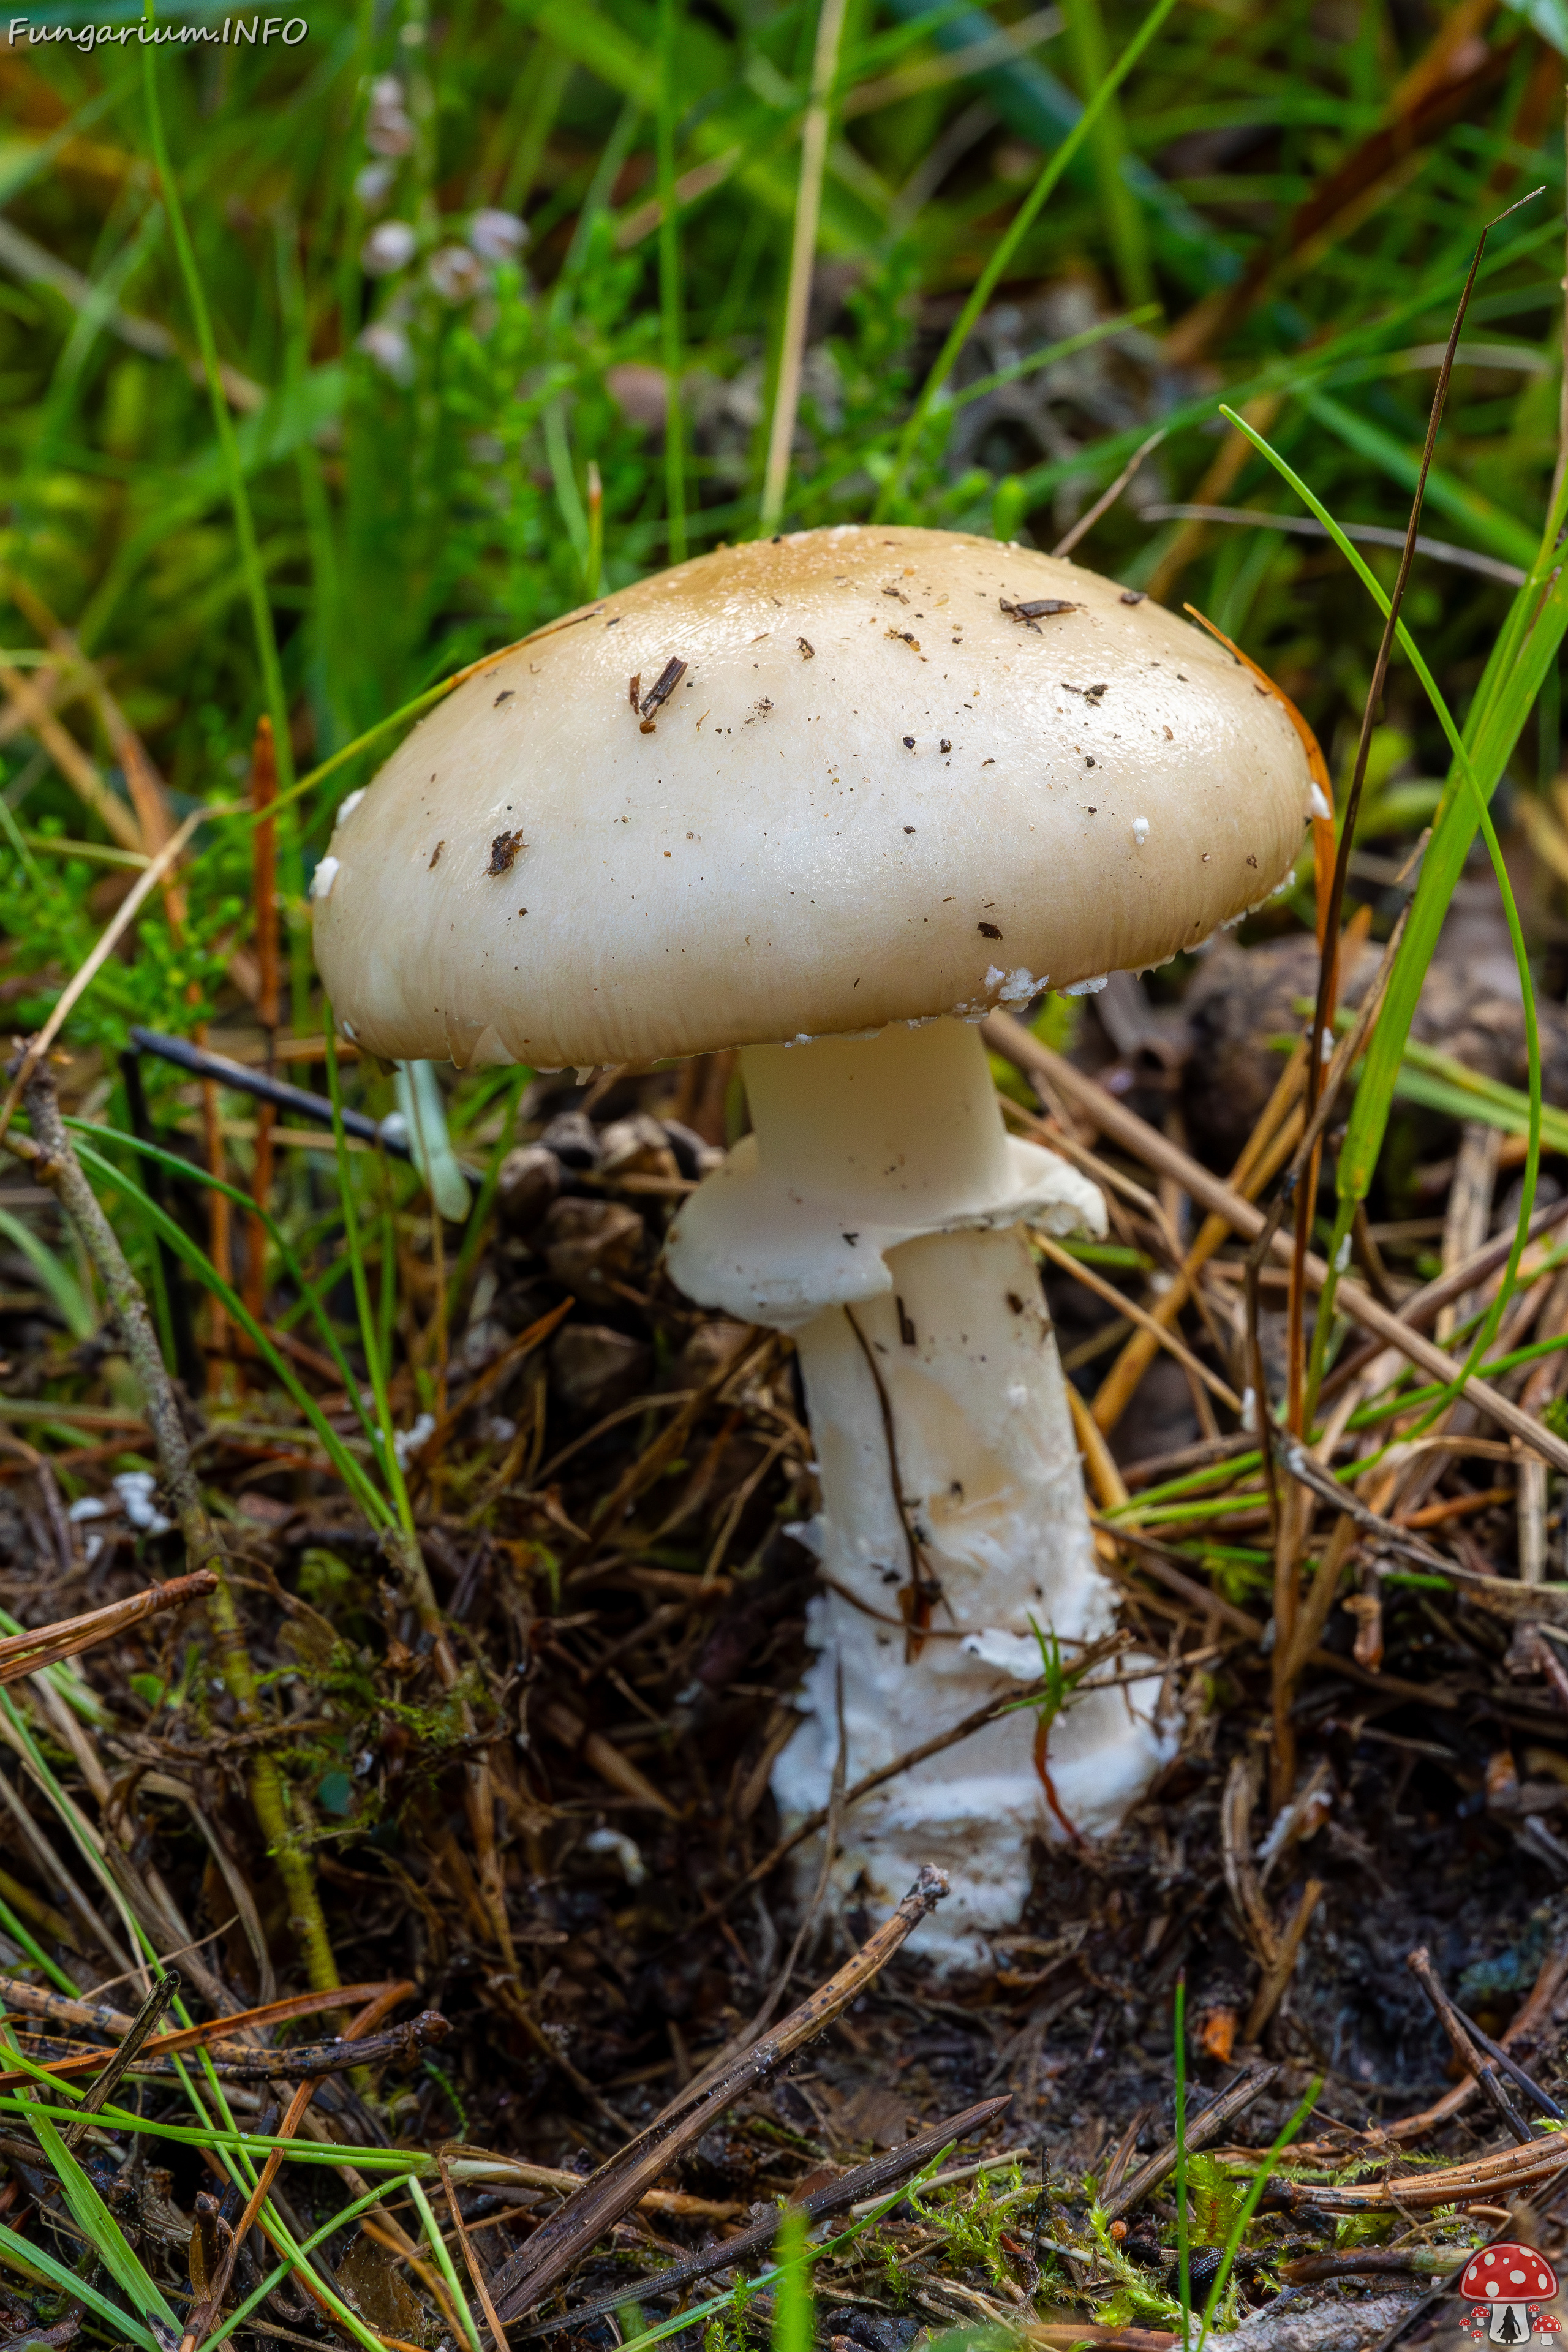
[312,525,1314,1068]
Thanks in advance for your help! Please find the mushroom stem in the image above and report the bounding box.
[670,1019,1175,1966]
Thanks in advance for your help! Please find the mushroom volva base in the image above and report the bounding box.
[666,1021,1176,1970]
[774,1222,1177,1969]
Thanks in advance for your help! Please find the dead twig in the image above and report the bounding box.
[0,2010,445,2090]
[518,2094,1013,2339]
[59,1969,180,2150]
[0,1574,216,1683]
[1033,1232,1242,1414]
[1260,2135,1568,2212]
[1102,2065,1279,2221]
[488,1866,951,2318]
[1406,1945,1533,2143]
[1278,2253,1463,2283]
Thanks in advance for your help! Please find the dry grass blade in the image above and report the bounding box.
[984,1012,1568,1473]
[1091,1039,1307,1436]
[488,1865,951,2318]
[1366,1188,1568,1336]
[760,0,851,529]
[1097,1518,1460,1706]
[1243,1880,1324,2042]
[1033,1232,1242,1414]
[0,656,144,852]
[437,2150,507,2352]
[1221,1754,1279,1969]
[1050,427,1167,560]
[411,1297,574,1476]
[0,1574,217,1684]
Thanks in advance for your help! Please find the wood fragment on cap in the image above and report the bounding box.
[636,657,688,731]
[1000,596,1078,631]
[487,829,527,875]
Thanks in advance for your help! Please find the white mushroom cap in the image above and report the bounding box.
[312,526,1314,1068]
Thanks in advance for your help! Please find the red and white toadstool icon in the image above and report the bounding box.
[1459,2245,1560,2342]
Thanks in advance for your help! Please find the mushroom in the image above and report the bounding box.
[1459,2246,1560,2342]
[313,525,1314,1964]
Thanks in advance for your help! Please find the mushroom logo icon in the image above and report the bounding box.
[1458,2245,1559,2342]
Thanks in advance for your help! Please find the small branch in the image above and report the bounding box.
[59,1969,179,2149]
[1406,1945,1533,2144]
[0,2008,447,2090]
[0,1574,214,1684]
[1102,2064,1280,2222]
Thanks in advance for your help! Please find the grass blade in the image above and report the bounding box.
[1174,1976,1191,2346]
[877,0,1180,513]
[139,36,294,802]
[0,2213,167,2351]
[325,1017,416,1532]
[1219,403,1561,1417]
[408,2174,482,2352]
[0,1204,94,1341]
[26,2099,180,2341]
[658,0,688,560]
[67,1137,392,1525]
